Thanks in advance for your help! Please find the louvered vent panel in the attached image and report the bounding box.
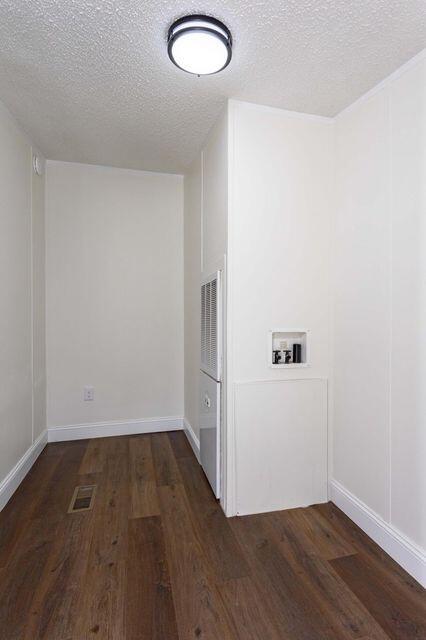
[206,282,211,368]
[210,279,217,373]
[201,272,221,380]
[201,284,207,368]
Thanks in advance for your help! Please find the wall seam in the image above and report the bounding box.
[44,163,50,430]
[200,151,204,274]
[30,149,35,445]
[328,118,337,494]
[388,84,393,526]
[225,101,237,516]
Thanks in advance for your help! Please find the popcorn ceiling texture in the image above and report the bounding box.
[0,0,424,172]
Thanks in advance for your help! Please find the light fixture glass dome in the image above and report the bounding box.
[168,15,232,76]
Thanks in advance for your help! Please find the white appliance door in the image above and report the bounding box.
[199,371,220,498]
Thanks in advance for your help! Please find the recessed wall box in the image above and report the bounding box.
[268,329,310,368]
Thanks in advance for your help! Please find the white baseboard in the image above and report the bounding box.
[330,478,426,588]
[183,417,200,462]
[0,430,48,511]
[48,416,184,442]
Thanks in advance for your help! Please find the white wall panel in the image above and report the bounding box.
[227,101,333,515]
[184,108,228,444]
[389,57,426,549]
[31,151,46,440]
[0,100,46,496]
[333,92,391,521]
[46,161,183,428]
[333,53,426,557]
[202,108,228,276]
[229,102,334,384]
[0,102,33,481]
[235,379,327,514]
[184,156,202,437]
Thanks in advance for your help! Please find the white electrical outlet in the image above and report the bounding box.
[84,385,94,401]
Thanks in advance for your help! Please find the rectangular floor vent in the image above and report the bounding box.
[68,484,97,513]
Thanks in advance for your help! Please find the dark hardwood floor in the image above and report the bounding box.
[0,432,424,639]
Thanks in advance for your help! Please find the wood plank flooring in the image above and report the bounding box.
[0,432,424,639]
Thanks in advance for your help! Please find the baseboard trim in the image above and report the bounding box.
[330,479,426,587]
[48,416,184,442]
[0,430,48,511]
[183,418,200,462]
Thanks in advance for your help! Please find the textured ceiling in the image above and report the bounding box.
[0,1,425,173]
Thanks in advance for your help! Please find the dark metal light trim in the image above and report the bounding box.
[167,14,233,75]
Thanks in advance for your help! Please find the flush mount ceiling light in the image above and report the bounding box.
[168,15,232,76]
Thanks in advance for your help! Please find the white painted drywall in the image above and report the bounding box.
[45,161,184,429]
[32,152,46,439]
[332,54,426,550]
[333,91,391,521]
[202,108,228,277]
[0,101,32,482]
[228,101,334,514]
[229,102,334,383]
[0,99,46,493]
[183,107,229,447]
[184,156,202,438]
[235,379,328,515]
[390,57,426,549]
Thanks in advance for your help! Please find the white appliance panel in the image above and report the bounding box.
[199,371,221,498]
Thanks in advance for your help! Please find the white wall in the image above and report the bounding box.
[390,57,426,551]
[32,149,47,439]
[184,156,202,438]
[333,90,391,521]
[0,100,46,502]
[46,161,183,429]
[332,54,426,557]
[202,109,228,276]
[228,101,334,515]
[183,107,229,449]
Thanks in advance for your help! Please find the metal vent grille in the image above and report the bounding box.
[201,272,221,380]
[68,485,97,513]
[210,278,217,372]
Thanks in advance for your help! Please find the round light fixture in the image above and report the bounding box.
[168,15,232,76]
